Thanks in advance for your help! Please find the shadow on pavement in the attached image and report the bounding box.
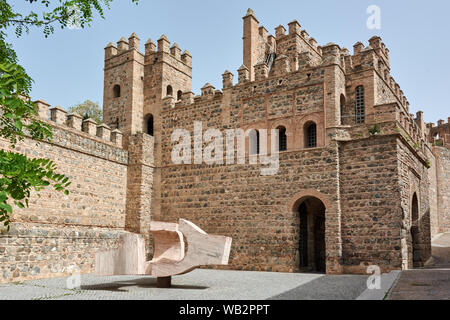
[81,277,209,292]
[268,275,368,300]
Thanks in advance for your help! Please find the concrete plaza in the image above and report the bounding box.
[0,269,398,300]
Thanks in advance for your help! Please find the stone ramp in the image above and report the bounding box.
[426,233,450,268]
[388,233,450,300]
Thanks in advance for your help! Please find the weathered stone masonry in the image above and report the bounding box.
[0,107,131,282]
[0,9,449,282]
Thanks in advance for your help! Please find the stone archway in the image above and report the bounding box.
[289,190,334,274]
[411,192,421,268]
[297,198,326,273]
[289,190,342,274]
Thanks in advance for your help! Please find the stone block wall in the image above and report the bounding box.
[396,136,432,268]
[125,133,155,256]
[0,116,130,283]
[427,148,439,237]
[103,39,145,141]
[434,146,450,233]
[339,135,403,273]
[0,223,126,283]
[158,148,340,273]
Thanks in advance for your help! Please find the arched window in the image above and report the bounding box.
[113,85,121,98]
[340,94,346,125]
[249,129,260,155]
[305,122,317,148]
[277,126,287,151]
[146,114,154,136]
[177,90,183,101]
[166,85,173,97]
[355,86,365,124]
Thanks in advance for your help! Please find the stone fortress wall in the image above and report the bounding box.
[0,9,449,282]
[154,10,448,274]
[0,101,134,282]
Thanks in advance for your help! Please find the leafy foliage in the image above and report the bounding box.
[68,99,102,123]
[0,52,66,230]
[0,151,71,228]
[1,1,137,38]
[368,124,381,135]
[0,0,138,229]
[0,62,52,147]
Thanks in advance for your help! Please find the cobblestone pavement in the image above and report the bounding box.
[0,269,398,300]
[388,233,450,300]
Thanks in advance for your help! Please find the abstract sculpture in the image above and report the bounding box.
[95,219,232,287]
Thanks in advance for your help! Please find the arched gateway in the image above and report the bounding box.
[290,190,331,273]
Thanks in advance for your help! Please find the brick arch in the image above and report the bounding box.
[409,180,420,210]
[410,188,420,222]
[288,189,332,213]
[288,189,342,274]
[270,118,292,131]
[270,119,293,151]
[295,113,322,126]
[411,191,419,223]
[241,124,265,156]
[241,122,266,132]
[294,113,324,149]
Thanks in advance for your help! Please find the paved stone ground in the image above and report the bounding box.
[388,233,450,300]
[0,269,397,300]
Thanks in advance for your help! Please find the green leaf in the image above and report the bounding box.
[0,191,6,203]
[0,203,12,214]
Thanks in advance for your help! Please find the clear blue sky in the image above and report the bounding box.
[6,0,450,124]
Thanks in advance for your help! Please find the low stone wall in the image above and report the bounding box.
[0,222,128,283]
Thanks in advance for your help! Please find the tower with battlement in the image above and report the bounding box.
[98,9,450,274]
[103,33,144,146]
[103,33,191,154]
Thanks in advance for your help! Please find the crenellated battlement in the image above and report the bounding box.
[144,34,192,68]
[104,33,143,60]
[275,20,322,55]
[427,118,450,148]
[103,9,446,157]
[34,100,124,148]
[104,32,192,71]
[343,38,410,116]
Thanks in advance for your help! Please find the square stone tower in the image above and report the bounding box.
[103,33,144,146]
[103,33,192,150]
